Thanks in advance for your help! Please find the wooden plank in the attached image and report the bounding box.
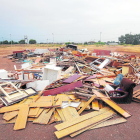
[43,81,83,96]
[78,95,96,115]
[33,109,49,123]
[77,100,90,110]
[34,108,44,118]
[40,108,55,124]
[61,107,73,121]
[54,110,115,139]
[0,104,22,113]
[3,111,19,121]
[33,108,54,124]
[63,74,81,83]
[92,90,131,118]
[56,109,66,122]
[28,107,40,117]
[133,89,140,94]
[0,117,35,125]
[55,107,110,131]
[90,117,127,130]
[70,114,115,137]
[29,102,52,107]
[54,111,62,122]
[68,107,79,118]
[61,107,78,121]
[92,100,99,111]
[133,92,140,98]
[14,105,29,130]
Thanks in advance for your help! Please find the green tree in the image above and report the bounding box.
[19,40,25,44]
[3,40,9,44]
[65,42,71,45]
[29,39,36,44]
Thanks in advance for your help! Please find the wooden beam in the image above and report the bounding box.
[78,95,96,115]
[92,90,131,118]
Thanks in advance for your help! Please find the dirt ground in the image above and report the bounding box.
[0,46,140,140]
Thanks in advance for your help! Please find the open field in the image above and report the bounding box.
[0,44,140,55]
[0,44,140,140]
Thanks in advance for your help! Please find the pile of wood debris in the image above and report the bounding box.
[0,48,140,139]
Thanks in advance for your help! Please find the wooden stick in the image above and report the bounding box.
[34,85,49,102]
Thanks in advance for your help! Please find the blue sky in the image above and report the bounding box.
[0,0,140,43]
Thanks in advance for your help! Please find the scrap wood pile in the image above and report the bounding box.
[0,47,140,139]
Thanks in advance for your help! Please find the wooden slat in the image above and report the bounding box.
[55,107,110,131]
[92,90,131,118]
[133,89,140,94]
[70,114,115,137]
[0,117,35,125]
[68,107,79,118]
[78,95,96,115]
[34,108,44,118]
[56,109,66,122]
[92,100,99,111]
[54,111,61,122]
[33,109,49,123]
[0,104,22,113]
[28,107,40,117]
[3,111,19,121]
[33,108,54,124]
[90,117,127,130]
[29,102,52,107]
[14,105,29,130]
[61,107,73,121]
[61,107,78,121]
[133,92,140,98]
[54,110,115,139]
[77,100,90,110]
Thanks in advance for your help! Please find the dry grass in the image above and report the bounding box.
[0,44,140,55]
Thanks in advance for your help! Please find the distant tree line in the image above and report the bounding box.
[0,39,37,44]
[118,34,140,45]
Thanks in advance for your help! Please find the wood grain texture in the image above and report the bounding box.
[55,107,110,131]
[55,109,115,139]
[14,105,29,130]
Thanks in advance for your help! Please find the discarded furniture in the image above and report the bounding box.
[43,64,61,84]
[0,82,38,106]
[13,51,24,59]
[109,78,136,103]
